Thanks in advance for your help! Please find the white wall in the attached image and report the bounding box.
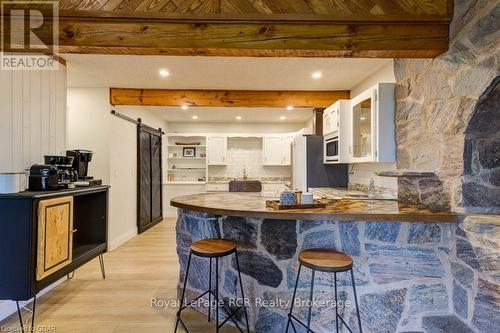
[167,122,304,134]
[348,60,398,192]
[350,60,395,97]
[67,88,111,183]
[0,66,67,173]
[67,90,168,250]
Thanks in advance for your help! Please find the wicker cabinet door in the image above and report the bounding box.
[37,196,73,281]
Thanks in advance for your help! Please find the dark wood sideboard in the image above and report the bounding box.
[0,186,109,308]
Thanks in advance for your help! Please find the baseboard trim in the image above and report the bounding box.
[0,277,67,322]
[108,228,137,251]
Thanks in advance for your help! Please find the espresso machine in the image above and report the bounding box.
[66,150,102,186]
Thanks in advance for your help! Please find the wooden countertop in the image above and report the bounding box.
[170,192,460,223]
[0,185,110,199]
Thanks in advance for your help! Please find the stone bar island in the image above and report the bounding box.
[171,193,497,333]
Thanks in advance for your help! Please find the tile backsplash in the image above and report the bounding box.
[208,137,290,180]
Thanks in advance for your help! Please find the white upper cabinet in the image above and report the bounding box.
[323,100,351,164]
[282,135,294,166]
[323,103,339,135]
[350,83,396,163]
[207,135,227,165]
[263,135,293,166]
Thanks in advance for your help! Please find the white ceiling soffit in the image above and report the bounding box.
[65,54,392,90]
[117,106,313,123]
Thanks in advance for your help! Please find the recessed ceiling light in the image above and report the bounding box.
[312,71,322,79]
[159,69,170,77]
[192,115,198,120]
[280,116,286,120]
[360,117,366,120]
[236,116,242,120]
[286,106,294,111]
[181,105,189,110]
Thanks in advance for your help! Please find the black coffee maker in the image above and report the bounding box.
[67,150,93,180]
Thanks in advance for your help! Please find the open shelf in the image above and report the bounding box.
[73,242,107,262]
[168,157,206,160]
[168,144,206,147]
[164,181,206,185]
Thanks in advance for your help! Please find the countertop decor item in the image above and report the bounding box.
[301,192,314,205]
[280,191,297,206]
[266,200,327,210]
[0,172,25,194]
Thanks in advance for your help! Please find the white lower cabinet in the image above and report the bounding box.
[206,183,229,192]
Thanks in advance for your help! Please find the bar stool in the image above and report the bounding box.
[286,249,363,333]
[175,238,250,333]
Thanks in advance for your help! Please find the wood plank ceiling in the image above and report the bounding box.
[48,0,453,57]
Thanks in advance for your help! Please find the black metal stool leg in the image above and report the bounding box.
[350,269,363,333]
[32,295,37,329]
[99,254,106,280]
[305,269,316,333]
[16,301,24,333]
[334,272,339,333]
[175,253,192,333]
[286,264,302,333]
[235,250,250,333]
[215,257,219,333]
[208,257,212,323]
[16,295,37,333]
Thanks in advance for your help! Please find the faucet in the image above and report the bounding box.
[242,167,248,180]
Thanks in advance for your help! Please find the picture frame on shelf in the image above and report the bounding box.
[183,147,196,157]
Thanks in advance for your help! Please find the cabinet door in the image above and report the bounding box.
[207,136,227,165]
[323,111,332,135]
[282,135,294,165]
[331,107,339,133]
[37,196,73,281]
[352,92,374,162]
[263,136,283,165]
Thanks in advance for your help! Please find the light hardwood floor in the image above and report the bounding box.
[1,219,238,333]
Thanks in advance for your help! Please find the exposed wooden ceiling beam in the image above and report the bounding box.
[55,17,449,58]
[109,88,350,108]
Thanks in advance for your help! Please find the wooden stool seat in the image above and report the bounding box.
[299,249,353,272]
[190,239,236,257]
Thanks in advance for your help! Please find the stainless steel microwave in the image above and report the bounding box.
[324,133,339,164]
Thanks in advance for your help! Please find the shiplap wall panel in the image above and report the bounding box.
[22,71,31,167]
[56,67,67,151]
[0,70,12,171]
[49,70,57,154]
[11,71,23,172]
[0,64,67,173]
[30,70,41,164]
[41,71,51,155]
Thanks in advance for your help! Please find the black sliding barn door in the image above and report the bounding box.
[137,124,163,234]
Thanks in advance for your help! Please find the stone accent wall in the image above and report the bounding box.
[175,209,500,333]
[394,0,499,212]
[453,214,500,331]
[463,77,500,212]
